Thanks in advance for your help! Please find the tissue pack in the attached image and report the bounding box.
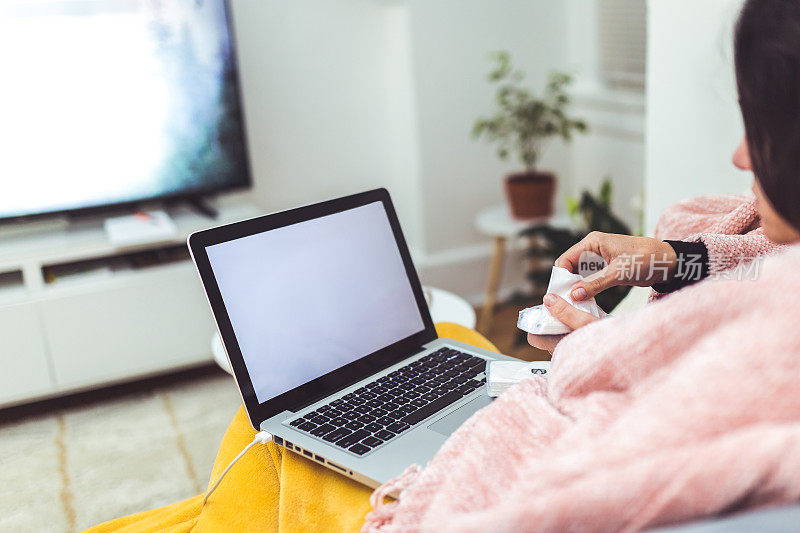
[486,360,551,397]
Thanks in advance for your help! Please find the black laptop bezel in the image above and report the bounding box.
[188,188,437,428]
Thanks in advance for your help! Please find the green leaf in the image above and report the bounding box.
[472,59,587,164]
[566,196,579,217]
[599,176,613,207]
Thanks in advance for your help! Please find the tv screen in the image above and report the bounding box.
[0,0,251,221]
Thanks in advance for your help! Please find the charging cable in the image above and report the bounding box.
[202,430,273,505]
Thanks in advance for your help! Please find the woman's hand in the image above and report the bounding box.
[527,293,601,353]
[556,232,678,302]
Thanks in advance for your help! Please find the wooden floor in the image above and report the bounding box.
[476,301,551,362]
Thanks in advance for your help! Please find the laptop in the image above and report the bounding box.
[188,188,514,488]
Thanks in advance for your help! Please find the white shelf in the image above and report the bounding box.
[0,199,261,407]
[0,273,27,306]
[0,202,257,270]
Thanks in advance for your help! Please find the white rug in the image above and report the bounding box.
[0,372,241,532]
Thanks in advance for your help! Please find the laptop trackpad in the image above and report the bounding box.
[427,395,493,437]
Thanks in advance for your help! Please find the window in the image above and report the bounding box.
[599,0,647,91]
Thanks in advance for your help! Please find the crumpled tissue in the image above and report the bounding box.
[517,266,604,335]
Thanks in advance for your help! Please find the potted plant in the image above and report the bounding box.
[472,51,588,220]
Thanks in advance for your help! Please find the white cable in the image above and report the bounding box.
[202,430,273,506]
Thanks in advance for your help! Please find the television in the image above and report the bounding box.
[0,0,251,222]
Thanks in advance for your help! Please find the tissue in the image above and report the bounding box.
[517,266,604,335]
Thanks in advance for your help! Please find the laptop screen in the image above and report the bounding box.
[206,201,426,404]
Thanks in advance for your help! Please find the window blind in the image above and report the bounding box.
[599,0,647,91]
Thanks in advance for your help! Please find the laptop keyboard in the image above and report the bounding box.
[287,347,487,456]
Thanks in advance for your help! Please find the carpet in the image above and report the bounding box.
[0,372,241,532]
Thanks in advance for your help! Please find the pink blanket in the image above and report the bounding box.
[364,196,800,532]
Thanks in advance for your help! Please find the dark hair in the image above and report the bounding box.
[735,0,800,230]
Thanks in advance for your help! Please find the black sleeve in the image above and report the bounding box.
[651,240,710,294]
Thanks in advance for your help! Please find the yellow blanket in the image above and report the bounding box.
[87,323,499,533]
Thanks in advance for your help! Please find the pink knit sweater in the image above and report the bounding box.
[653,194,783,276]
[363,195,800,532]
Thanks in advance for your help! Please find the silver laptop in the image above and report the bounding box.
[188,188,514,488]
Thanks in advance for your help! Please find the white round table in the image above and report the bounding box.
[211,286,476,375]
[474,204,557,237]
[423,286,476,329]
[474,204,572,332]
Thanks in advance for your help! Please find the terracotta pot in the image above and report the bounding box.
[503,170,556,220]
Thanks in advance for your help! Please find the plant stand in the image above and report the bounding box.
[474,205,572,333]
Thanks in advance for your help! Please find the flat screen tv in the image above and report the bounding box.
[0,0,251,221]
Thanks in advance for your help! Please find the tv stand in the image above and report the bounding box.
[0,198,260,408]
[185,196,219,220]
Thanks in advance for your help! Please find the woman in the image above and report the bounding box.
[367,0,800,528]
[530,0,800,354]
[528,138,793,352]
[92,0,800,531]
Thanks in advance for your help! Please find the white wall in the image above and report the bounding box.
[404,0,578,299]
[406,0,570,254]
[228,0,646,302]
[569,96,645,232]
[563,0,646,234]
[229,0,578,300]
[644,0,747,233]
[229,0,423,246]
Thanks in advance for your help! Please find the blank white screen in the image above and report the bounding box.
[206,202,425,403]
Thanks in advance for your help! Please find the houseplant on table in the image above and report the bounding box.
[472,51,588,220]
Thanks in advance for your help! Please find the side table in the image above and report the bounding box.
[474,204,572,333]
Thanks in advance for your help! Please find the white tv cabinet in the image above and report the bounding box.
[0,199,260,408]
